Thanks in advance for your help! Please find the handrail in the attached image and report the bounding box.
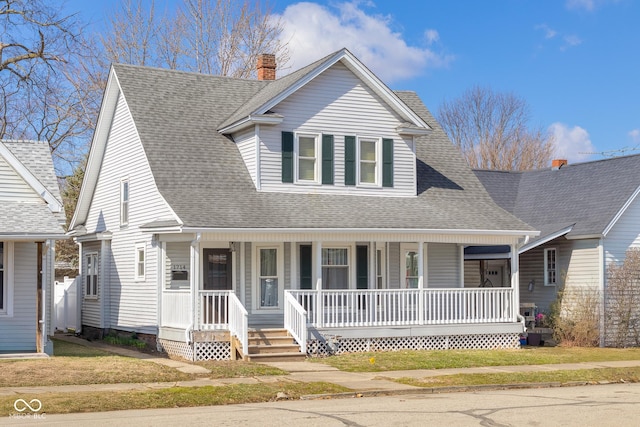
[284,291,307,354]
[228,292,248,354]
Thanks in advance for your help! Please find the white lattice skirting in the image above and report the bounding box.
[307,333,520,356]
[158,339,230,361]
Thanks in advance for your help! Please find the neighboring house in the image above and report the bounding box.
[0,140,66,354]
[474,156,640,345]
[69,49,537,361]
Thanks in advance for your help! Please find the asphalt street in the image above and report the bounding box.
[5,382,640,427]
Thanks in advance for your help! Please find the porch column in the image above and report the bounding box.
[458,244,465,288]
[314,241,323,327]
[418,241,425,325]
[511,243,520,323]
[190,233,201,335]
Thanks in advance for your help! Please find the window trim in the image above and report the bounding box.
[135,243,146,281]
[544,247,557,286]
[120,178,129,226]
[0,241,14,317]
[294,132,321,184]
[321,245,353,290]
[252,243,284,310]
[357,136,382,187]
[85,252,99,299]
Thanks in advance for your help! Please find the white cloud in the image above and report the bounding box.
[275,2,453,83]
[424,29,440,44]
[549,123,595,163]
[566,0,596,11]
[629,129,640,142]
[561,35,583,50]
[535,24,557,39]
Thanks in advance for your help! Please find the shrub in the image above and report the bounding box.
[549,285,600,347]
[605,248,640,347]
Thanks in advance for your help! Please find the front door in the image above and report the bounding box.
[202,249,232,290]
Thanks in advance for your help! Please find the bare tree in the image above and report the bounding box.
[438,86,554,171]
[101,0,289,77]
[605,248,640,347]
[0,0,92,172]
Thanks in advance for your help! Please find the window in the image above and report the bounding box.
[259,248,278,307]
[0,242,4,312]
[86,253,98,298]
[296,133,319,183]
[359,138,379,185]
[544,248,557,286]
[376,247,385,289]
[405,250,419,288]
[135,244,145,281]
[322,248,349,289]
[120,179,129,225]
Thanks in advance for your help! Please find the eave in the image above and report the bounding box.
[218,113,284,135]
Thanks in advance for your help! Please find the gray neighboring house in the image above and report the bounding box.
[475,156,640,344]
[0,140,66,354]
[69,48,537,361]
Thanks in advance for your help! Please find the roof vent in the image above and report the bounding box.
[257,54,276,81]
[552,159,568,170]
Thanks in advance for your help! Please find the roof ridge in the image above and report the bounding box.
[112,62,272,84]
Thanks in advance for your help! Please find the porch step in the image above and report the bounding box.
[243,328,305,362]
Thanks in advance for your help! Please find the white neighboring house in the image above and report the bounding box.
[69,49,538,361]
[475,156,640,346]
[0,140,66,354]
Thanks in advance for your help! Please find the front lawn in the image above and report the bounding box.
[312,347,640,372]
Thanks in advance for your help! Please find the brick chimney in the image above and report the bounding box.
[552,159,568,170]
[257,54,276,81]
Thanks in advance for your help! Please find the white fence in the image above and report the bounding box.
[54,277,79,332]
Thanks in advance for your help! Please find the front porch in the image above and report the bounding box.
[158,287,522,360]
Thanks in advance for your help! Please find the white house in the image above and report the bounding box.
[475,156,640,346]
[0,140,65,354]
[69,49,538,361]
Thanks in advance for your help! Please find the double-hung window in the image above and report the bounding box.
[322,248,349,289]
[544,248,557,286]
[259,248,279,307]
[86,253,98,298]
[359,137,379,185]
[296,133,319,183]
[135,244,145,281]
[120,179,129,226]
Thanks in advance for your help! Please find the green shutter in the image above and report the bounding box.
[322,134,334,185]
[344,135,356,186]
[300,245,312,290]
[356,245,368,289]
[281,131,294,183]
[382,138,394,187]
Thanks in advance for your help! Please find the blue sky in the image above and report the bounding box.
[67,0,640,163]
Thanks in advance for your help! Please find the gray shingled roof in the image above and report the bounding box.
[474,154,640,240]
[113,62,533,232]
[0,140,65,235]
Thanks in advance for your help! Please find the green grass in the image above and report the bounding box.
[0,382,350,416]
[196,360,288,378]
[393,367,640,388]
[312,347,640,372]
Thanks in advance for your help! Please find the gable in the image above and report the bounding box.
[0,154,41,201]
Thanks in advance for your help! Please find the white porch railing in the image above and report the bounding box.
[228,292,248,354]
[161,290,191,328]
[284,291,307,353]
[199,290,231,330]
[287,288,514,328]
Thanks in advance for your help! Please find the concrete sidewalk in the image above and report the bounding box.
[2,334,640,398]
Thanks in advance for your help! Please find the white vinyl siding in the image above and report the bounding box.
[605,192,640,265]
[83,93,173,335]
[258,62,415,196]
[0,155,40,201]
[165,242,190,290]
[235,128,258,188]
[427,243,460,288]
[0,242,37,351]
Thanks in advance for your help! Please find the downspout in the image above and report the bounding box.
[187,233,202,345]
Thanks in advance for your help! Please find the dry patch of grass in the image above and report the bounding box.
[0,382,349,416]
[394,367,640,388]
[196,360,287,378]
[0,339,193,388]
[313,347,640,372]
